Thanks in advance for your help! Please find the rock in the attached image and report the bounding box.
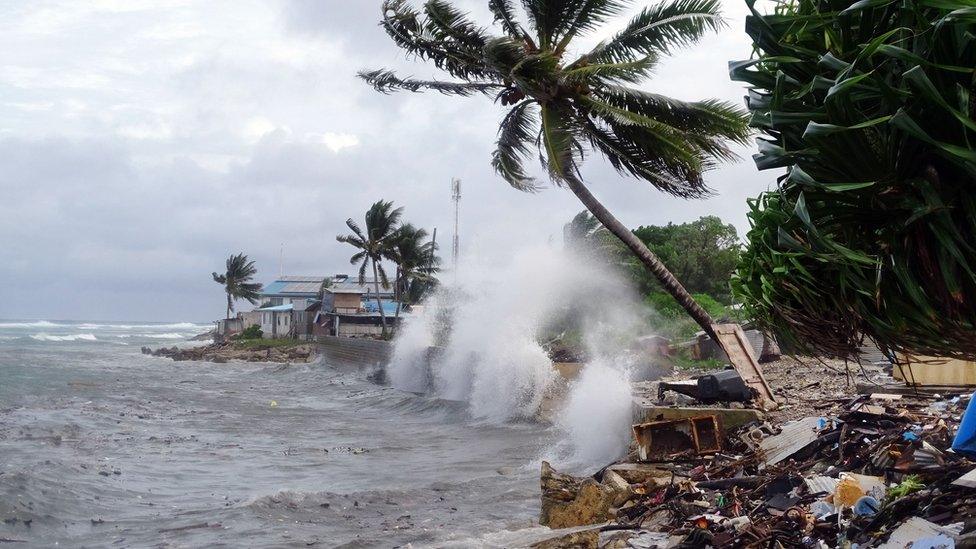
[601,469,633,507]
[145,343,315,364]
[604,463,676,488]
[540,461,614,529]
[529,530,598,549]
[598,531,632,549]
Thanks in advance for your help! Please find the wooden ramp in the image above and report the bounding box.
[712,324,778,410]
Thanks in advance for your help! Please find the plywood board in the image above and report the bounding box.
[712,324,778,410]
[894,356,976,386]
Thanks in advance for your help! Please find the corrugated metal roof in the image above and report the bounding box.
[760,417,822,466]
[259,304,293,312]
[261,275,393,297]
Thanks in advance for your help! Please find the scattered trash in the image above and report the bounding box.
[544,382,976,547]
[658,370,753,404]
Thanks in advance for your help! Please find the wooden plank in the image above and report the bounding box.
[711,324,778,410]
[893,356,976,386]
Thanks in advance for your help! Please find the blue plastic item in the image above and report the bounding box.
[952,390,976,457]
[853,496,880,516]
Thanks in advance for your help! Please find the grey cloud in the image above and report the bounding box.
[0,1,775,322]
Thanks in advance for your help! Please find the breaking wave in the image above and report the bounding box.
[0,320,206,330]
[76,322,205,330]
[390,244,656,465]
[30,333,98,342]
[0,320,59,328]
[115,333,186,339]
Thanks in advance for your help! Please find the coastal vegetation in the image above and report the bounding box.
[337,200,405,336]
[211,253,263,320]
[389,223,440,325]
[564,211,743,338]
[360,0,751,341]
[337,200,440,337]
[731,0,976,360]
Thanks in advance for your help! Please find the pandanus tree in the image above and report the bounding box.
[337,200,404,336]
[360,0,750,339]
[731,0,976,360]
[389,223,440,325]
[212,253,263,320]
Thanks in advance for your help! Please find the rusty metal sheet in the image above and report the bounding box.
[711,324,778,410]
[633,415,723,462]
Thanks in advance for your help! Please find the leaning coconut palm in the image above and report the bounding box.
[360,0,750,339]
[337,200,404,336]
[389,223,440,327]
[212,253,263,320]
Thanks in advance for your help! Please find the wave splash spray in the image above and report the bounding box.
[389,245,660,465]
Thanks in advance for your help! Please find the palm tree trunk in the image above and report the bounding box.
[226,292,232,320]
[563,176,717,341]
[371,259,388,336]
[393,269,404,330]
[393,267,403,330]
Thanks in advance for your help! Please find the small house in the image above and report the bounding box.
[259,304,293,339]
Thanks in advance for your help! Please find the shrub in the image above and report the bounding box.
[235,324,262,340]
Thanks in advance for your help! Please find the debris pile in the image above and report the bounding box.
[538,375,976,548]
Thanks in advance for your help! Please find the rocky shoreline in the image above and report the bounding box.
[141,341,316,364]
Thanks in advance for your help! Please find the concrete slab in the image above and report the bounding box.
[632,403,764,430]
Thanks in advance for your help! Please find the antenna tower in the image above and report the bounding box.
[451,178,461,277]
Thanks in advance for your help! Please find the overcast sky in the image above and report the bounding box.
[0,0,777,322]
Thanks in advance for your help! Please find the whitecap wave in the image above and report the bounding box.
[30,333,98,342]
[76,322,206,330]
[0,320,59,328]
[113,333,189,339]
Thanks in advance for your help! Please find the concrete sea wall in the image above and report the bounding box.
[314,336,393,370]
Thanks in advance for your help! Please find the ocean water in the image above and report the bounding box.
[0,321,556,548]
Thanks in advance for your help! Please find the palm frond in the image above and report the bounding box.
[359,69,504,96]
[579,114,709,197]
[554,0,630,52]
[488,0,530,41]
[586,0,724,64]
[344,218,367,241]
[580,95,703,167]
[376,262,391,289]
[492,100,542,191]
[350,250,368,265]
[539,102,582,183]
[380,0,493,80]
[357,258,370,285]
[563,56,658,85]
[423,0,489,48]
[597,86,751,143]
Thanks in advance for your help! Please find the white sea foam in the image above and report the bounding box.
[554,360,635,465]
[76,322,205,330]
[30,333,98,342]
[390,244,657,466]
[0,320,59,328]
[0,320,206,331]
